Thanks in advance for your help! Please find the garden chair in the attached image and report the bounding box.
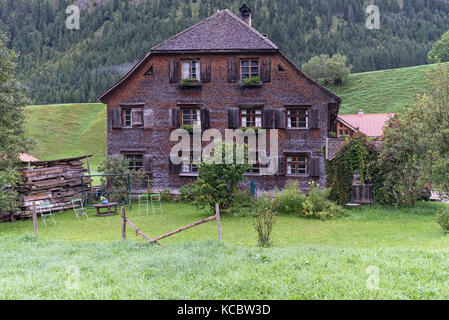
[150,193,163,215]
[71,198,88,220]
[38,201,56,226]
[138,194,149,216]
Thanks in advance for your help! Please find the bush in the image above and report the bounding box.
[179,181,255,213]
[436,208,449,234]
[272,180,344,220]
[253,194,277,247]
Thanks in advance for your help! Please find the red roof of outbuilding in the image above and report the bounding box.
[19,153,39,162]
[338,113,395,138]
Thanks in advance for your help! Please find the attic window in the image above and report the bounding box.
[182,60,200,80]
[278,64,285,72]
[144,65,154,75]
[241,59,259,80]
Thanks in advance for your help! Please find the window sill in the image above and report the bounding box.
[179,173,199,177]
[177,80,203,89]
[286,127,309,130]
[121,126,144,129]
[286,174,309,178]
[238,81,263,88]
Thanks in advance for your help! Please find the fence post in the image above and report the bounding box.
[32,202,38,236]
[121,206,126,240]
[215,203,222,242]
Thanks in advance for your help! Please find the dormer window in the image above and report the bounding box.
[182,60,200,80]
[241,59,259,80]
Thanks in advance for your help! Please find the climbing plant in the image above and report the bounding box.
[325,133,381,205]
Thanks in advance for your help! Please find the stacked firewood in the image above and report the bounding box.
[1,156,92,221]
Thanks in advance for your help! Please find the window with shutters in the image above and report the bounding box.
[286,155,308,175]
[181,108,201,128]
[241,59,259,80]
[240,108,262,128]
[123,153,144,171]
[182,60,201,80]
[287,107,308,128]
[122,107,143,128]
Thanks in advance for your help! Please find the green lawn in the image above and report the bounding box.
[1,201,449,299]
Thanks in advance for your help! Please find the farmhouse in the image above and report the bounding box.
[98,5,341,192]
[336,110,396,139]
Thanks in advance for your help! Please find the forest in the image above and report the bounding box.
[1,0,449,103]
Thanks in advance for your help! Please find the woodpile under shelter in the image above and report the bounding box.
[0,155,92,222]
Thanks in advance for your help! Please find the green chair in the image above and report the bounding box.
[138,194,149,216]
[150,193,163,215]
[71,199,88,220]
[38,201,56,226]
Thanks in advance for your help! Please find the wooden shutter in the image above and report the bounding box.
[309,109,320,129]
[131,109,143,127]
[171,108,181,129]
[144,155,153,173]
[168,156,181,174]
[201,108,210,129]
[260,57,271,82]
[143,109,154,129]
[275,108,286,129]
[111,108,122,129]
[169,59,180,83]
[227,58,238,83]
[262,108,275,129]
[309,157,320,177]
[228,107,240,129]
[277,155,286,176]
[200,59,211,83]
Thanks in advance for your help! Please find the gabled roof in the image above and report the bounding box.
[97,9,341,103]
[151,9,278,52]
[337,113,396,138]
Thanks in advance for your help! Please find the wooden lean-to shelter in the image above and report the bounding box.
[0,155,92,222]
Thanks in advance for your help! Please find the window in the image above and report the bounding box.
[287,108,308,128]
[180,152,199,174]
[181,108,201,127]
[124,154,144,171]
[287,155,307,175]
[182,60,200,80]
[241,59,259,80]
[124,109,132,126]
[246,151,261,174]
[122,107,143,127]
[240,108,262,128]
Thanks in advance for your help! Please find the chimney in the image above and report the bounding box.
[240,4,252,26]
[358,109,364,115]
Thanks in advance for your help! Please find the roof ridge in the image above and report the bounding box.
[151,10,222,51]
[222,9,278,49]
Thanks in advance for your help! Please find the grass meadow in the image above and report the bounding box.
[1,200,449,299]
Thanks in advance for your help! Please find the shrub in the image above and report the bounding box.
[436,208,449,234]
[272,180,344,220]
[273,181,307,215]
[253,194,277,247]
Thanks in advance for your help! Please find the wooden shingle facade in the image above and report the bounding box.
[98,7,341,192]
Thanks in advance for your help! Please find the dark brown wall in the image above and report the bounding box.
[102,52,339,192]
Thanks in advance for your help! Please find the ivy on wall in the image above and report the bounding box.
[325,133,382,205]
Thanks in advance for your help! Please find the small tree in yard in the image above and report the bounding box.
[253,194,277,247]
[0,31,30,214]
[196,142,251,213]
[97,155,146,202]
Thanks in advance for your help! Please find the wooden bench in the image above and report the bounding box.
[93,202,118,217]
